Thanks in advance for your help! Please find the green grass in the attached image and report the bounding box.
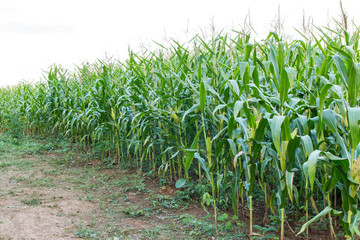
[21,197,41,206]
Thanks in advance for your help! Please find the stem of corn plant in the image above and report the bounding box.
[327,193,335,239]
[334,187,337,227]
[202,112,218,234]
[281,208,285,240]
[249,196,253,240]
[347,211,351,240]
[306,181,309,240]
[195,118,202,183]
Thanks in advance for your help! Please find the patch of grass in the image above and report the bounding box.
[0,159,34,171]
[151,194,188,210]
[0,161,13,168]
[25,176,54,187]
[112,174,147,193]
[140,227,163,239]
[122,206,153,218]
[0,135,41,171]
[9,175,26,182]
[26,137,69,155]
[66,173,88,185]
[253,225,279,240]
[84,195,95,202]
[21,197,41,206]
[51,156,71,165]
[75,228,96,238]
[15,160,35,170]
[43,168,62,176]
[178,213,247,239]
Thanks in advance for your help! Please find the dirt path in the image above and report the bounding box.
[0,135,242,240]
[0,147,104,240]
[0,136,158,240]
[0,170,97,239]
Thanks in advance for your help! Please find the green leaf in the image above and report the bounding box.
[260,157,271,180]
[254,118,268,141]
[348,107,360,150]
[228,116,235,137]
[347,61,360,107]
[297,206,333,235]
[324,151,349,170]
[194,153,210,181]
[281,116,291,142]
[303,162,309,179]
[199,81,206,112]
[243,102,255,128]
[238,62,248,79]
[286,171,295,203]
[323,175,338,194]
[227,139,237,156]
[197,60,202,80]
[243,64,251,93]
[212,127,228,142]
[212,104,227,116]
[217,173,223,189]
[285,67,296,87]
[184,128,202,176]
[305,150,321,192]
[277,42,285,74]
[335,132,351,161]
[333,54,349,88]
[269,115,286,155]
[286,136,300,166]
[233,100,243,118]
[350,211,360,236]
[244,43,253,61]
[341,186,351,213]
[175,179,186,188]
[322,109,338,133]
[269,42,280,89]
[280,68,290,107]
[215,140,225,158]
[319,84,332,119]
[181,104,200,123]
[252,67,260,87]
[269,192,276,214]
[233,151,245,168]
[228,80,240,96]
[300,135,313,158]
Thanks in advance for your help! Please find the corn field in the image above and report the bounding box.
[1,26,360,239]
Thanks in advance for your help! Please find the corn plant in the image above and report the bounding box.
[1,25,360,239]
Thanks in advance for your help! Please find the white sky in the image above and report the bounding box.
[0,0,359,87]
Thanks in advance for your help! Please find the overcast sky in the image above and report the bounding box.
[0,0,359,87]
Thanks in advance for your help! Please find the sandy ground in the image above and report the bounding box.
[0,168,99,240]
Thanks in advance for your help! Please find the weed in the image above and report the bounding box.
[21,198,41,206]
[28,177,54,187]
[151,194,188,210]
[122,207,153,218]
[253,225,279,239]
[76,228,96,238]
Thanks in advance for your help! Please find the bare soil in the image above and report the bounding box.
[0,164,96,239]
